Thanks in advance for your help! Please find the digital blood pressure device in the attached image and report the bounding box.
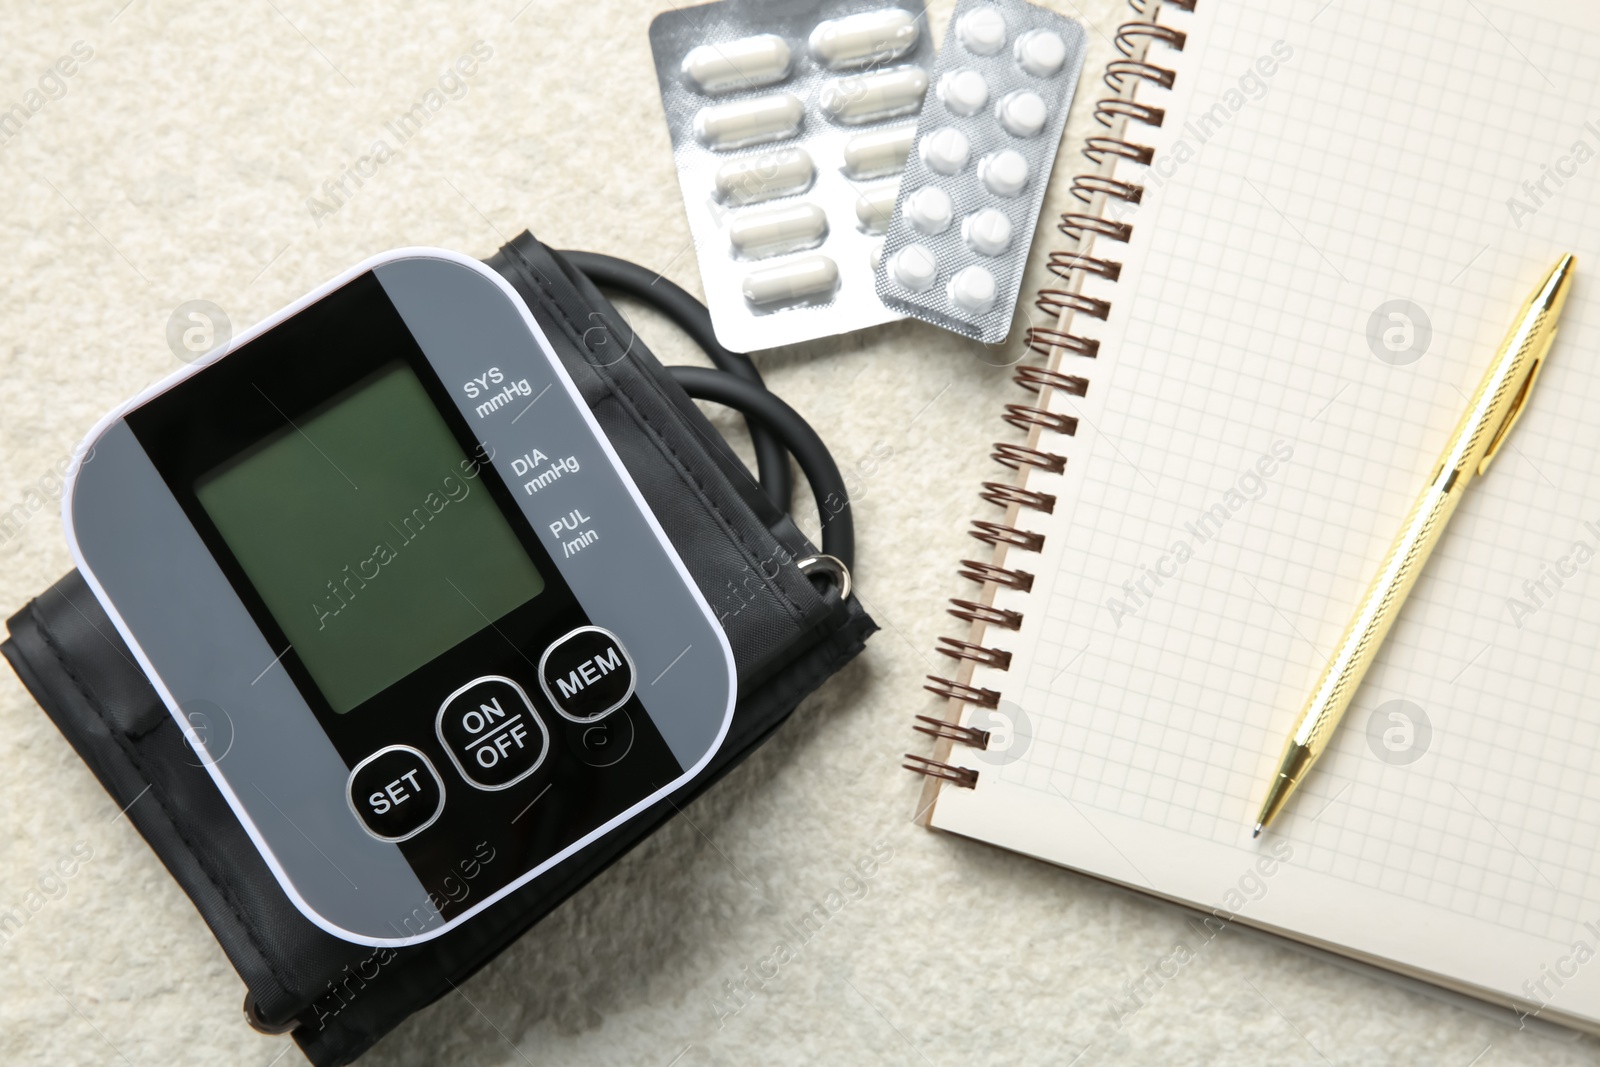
[63,249,736,946]
[12,231,872,1057]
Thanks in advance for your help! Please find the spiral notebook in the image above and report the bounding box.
[909,0,1600,1032]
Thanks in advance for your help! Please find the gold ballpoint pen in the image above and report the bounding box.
[1253,253,1577,837]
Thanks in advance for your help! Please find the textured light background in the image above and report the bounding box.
[0,1,1594,1065]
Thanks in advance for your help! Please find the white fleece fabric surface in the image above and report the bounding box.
[0,1,1596,1064]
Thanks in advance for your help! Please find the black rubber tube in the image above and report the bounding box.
[559,249,793,512]
[667,365,853,572]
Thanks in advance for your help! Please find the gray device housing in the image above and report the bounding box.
[63,250,736,945]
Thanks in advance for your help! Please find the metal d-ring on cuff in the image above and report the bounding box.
[244,992,301,1034]
[797,554,851,602]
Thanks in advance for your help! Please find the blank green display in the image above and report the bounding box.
[196,363,545,713]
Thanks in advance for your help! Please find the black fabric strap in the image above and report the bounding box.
[2,234,874,1065]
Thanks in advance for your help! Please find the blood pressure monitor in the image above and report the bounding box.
[63,249,736,946]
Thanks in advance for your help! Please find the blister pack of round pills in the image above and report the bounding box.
[649,0,935,353]
[872,0,1086,343]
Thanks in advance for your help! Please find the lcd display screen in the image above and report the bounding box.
[195,362,544,713]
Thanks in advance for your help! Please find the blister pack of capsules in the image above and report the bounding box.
[649,0,934,353]
[874,0,1085,343]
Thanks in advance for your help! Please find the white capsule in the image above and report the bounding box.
[949,265,997,313]
[809,9,919,70]
[938,69,989,117]
[963,208,1013,256]
[956,6,1008,55]
[869,238,886,273]
[980,149,1029,196]
[819,67,929,125]
[728,202,828,258]
[854,182,899,233]
[843,125,916,179]
[905,185,953,235]
[682,35,793,94]
[890,244,939,292]
[997,90,1048,137]
[715,148,815,205]
[920,127,970,175]
[695,92,805,150]
[742,255,839,306]
[1015,29,1068,78]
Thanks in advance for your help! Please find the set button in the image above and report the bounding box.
[539,626,636,723]
[346,746,445,842]
[436,676,551,790]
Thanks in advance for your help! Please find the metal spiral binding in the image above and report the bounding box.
[1083,135,1155,165]
[947,599,1023,630]
[906,0,1190,795]
[914,713,993,746]
[957,559,1034,590]
[902,755,979,789]
[1058,214,1134,243]
[980,481,1056,512]
[1015,365,1092,395]
[1023,327,1099,360]
[992,442,1068,472]
[923,676,1001,708]
[1047,250,1121,282]
[971,520,1045,551]
[1115,23,1188,54]
[1069,174,1144,205]
[1094,98,1165,128]
[936,638,1013,670]
[1035,288,1111,320]
[1002,402,1078,436]
[1105,60,1176,93]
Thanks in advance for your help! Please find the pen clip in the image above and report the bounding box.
[1478,328,1554,477]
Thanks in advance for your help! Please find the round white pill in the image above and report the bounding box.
[997,91,1048,137]
[956,6,1007,55]
[1015,29,1068,78]
[920,127,970,175]
[963,208,1013,256]
[979,149,1029,196]
[949,265,997,313]
[905,185,953,234]
[742,255,839,306]
[939,69,989,117]
[890,244,938,292]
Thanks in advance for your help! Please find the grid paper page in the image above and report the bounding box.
[931,0,1600,1025]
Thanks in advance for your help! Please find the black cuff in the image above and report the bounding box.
[3,233,875,1066]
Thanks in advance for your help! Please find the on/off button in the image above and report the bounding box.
[435,676,551,790]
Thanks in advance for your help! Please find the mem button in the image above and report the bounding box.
[346,746,445,843]
[539,626,636,724]
[436,676,551,790]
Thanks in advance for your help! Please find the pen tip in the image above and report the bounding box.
[1251,824,1262,839]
